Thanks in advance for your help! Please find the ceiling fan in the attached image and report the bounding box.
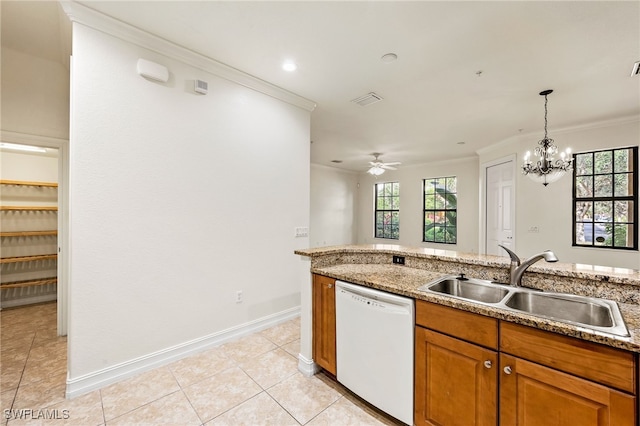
[367,153,401,176]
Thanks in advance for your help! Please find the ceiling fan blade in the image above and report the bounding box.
[381,165,397,170]
[382,162,401,166]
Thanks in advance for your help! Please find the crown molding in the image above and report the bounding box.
[59,1,316,112]
[311,163,359,175]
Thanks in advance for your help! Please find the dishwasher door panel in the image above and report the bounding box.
[335,281,414,425]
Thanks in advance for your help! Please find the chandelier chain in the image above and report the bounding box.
[543,94,548,139]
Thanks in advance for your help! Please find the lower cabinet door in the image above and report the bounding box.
[500,353,636,426]
[415,327,498,426]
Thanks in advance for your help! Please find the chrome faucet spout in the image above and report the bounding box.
[498,245,558,286]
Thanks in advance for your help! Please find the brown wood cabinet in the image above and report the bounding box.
[500,353,635,426]
[415,300,498,426]
[312,274,336,375]
[499,323,636,426]
[415,300,637,426]
[415,326,498,426]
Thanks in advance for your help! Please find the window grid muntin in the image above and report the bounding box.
[374,182,399,240]
[423,176,457,244]
[572,147,638,250]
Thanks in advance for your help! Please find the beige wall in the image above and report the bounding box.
[1,47,69,139]
[356,156,480,254]
[478,117,639,269]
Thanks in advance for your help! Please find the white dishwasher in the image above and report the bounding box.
[335,280,414,425]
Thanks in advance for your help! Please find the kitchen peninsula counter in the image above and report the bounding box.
[295,244,640,353]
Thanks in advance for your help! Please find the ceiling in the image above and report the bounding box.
[3,1,639,172]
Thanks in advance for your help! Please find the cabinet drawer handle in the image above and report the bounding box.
[483,360,492,369]
[503,366,513,375]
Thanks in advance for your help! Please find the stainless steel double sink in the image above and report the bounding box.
[418,276,630,337]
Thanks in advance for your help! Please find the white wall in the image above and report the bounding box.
[356,157,480,254]
[1,47,70,139]
[67,22,311,388]
[0,150,58,182]
[478,118,640,269]
[310,164,358,247]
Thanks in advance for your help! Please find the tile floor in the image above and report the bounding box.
[1,302,401,425]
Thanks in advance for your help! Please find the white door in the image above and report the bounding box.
[486,160,515,256]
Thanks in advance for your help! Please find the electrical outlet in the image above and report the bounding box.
[528,226,540,233]
[393,255,405,265]
[235,290,243,304]
[295,227,309,237]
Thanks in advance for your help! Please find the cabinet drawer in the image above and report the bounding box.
[500,322,636,394]
[416,300,498,349]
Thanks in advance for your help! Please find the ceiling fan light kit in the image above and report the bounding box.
[522,89,573,186]
[367,153,401,176]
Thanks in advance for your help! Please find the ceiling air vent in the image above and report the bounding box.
[351,92,383,107]
[631,61,640,77]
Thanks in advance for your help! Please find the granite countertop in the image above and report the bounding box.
[297,244,640,286]
[310,263,640,353]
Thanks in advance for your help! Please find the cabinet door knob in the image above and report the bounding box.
[503,366,513,375]
[483,360,492,369]
[327,284,333,288]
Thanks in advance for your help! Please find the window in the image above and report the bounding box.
[573,147,638,249]
[374,182,399,239]
[423,177,457,244]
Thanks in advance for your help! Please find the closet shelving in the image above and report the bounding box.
[1,179,58,294]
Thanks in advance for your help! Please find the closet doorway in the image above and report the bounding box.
[0,138,68,336]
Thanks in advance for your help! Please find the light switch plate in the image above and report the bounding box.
[295,227,309,237]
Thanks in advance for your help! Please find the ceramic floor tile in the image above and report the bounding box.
[7,390,105,426]
[21,355,66,386]
[267,372,342,425]
[260,319,300,346]
[239,348,298,390]
[1,388,17,415]
[281,339,300,359]
[221,334,277,364]
[108,390,200,426]
[307,395,401,426]
[100,367,181,421]
[1,359,27,392]
[169,346,236,388]
[183,366,261,423]
[12,373,67,411]
[205,391,298,426]
[0,334,35,353]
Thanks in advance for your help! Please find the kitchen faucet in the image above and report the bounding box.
[498,245,559,287]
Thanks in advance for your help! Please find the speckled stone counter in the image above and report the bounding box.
[295,244,640,353]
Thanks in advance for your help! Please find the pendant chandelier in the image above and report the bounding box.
[522,89,573,186]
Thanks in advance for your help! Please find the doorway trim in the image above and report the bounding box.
[0,130,69,335]
[479,154,516,255]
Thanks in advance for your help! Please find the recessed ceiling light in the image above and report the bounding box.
[282,61,297,72]
[456,141,466,145]
[331,160,343,164]
[381,53,398,63]
[631,61,640,77]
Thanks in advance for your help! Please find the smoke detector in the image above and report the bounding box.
[351,92,383,107]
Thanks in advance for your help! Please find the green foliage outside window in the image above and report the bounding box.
[424,177,457,244]
[573,147,637,249]
[374,182,399,239]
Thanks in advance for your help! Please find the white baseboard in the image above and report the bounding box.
[66,306,300,399]
[297,353,320,377]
